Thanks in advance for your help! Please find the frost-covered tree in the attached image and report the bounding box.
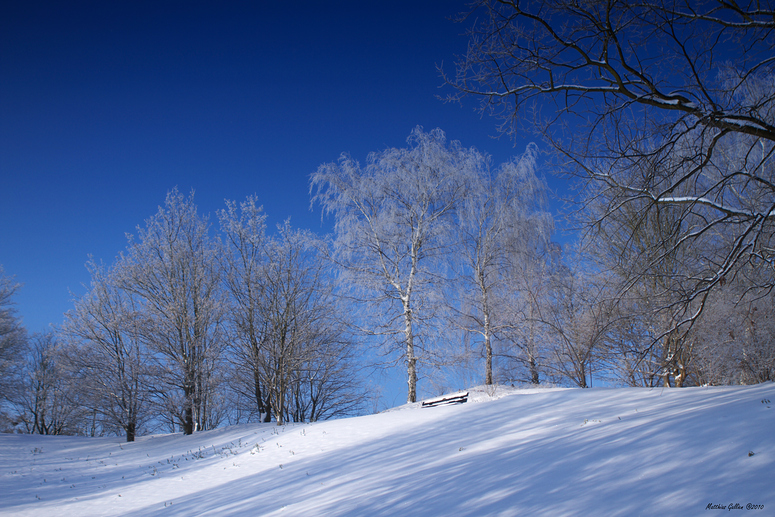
[691,269,775,386]
[260,223,360,424]
[311,127,473,403]
[61,259,153,441]
[542,261,616,388]
[121,189,226,434]
[454,142,553,385]
[497,247,557,386]
[0,266,26,406]
[14,333,82,435]
[218,196,271,422]
[220,200,363,424]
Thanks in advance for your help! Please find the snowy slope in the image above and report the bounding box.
[1,384,773,516]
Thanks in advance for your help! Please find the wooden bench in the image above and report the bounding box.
[421,392,469,407]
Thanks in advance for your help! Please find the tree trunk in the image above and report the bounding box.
[485,332,493,385]
[403,298,417,403]
[481,273,493,385]
[262,398,272,423]
[183,407,194,435]
[253,365,265,415]
[407,350,417,403]
[529,354,539,385]
[183,379,195,435]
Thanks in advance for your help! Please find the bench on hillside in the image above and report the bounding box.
[421,392,469,408]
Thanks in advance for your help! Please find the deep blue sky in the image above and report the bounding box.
[1,1,542,335]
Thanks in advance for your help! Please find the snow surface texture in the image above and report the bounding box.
[1,384,773,516]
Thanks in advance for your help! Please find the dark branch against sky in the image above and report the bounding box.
[0,1,539,334]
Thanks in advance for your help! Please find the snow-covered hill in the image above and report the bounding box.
[2,384,773,516]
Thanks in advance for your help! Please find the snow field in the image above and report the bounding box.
[1,383,772,516]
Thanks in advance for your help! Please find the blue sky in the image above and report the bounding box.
[1,1,544,335]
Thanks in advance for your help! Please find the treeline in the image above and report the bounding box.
[1,127,774,441]
[0,193,362,440]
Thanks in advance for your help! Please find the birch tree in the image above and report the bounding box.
[497,249,557,386]
[454,143,553,384]
[311,127,471,403]
[591,183,706,386]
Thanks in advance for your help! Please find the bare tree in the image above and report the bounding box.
[286,329,364,423]
[542,261,616,388]
[259,223,362,424]
[14,333,83,435]
[605,288,669,387]
[449,0,775,336]
[311,127,472,403]
[121,189,226,434]
[220,201,364,424]
[497,249,556,386]
[60,259,153,441]
[218,196,271,422]
[692,270,775,385]
[0,266,26,406]
[453,143,553,384]
[591,181,707,386]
